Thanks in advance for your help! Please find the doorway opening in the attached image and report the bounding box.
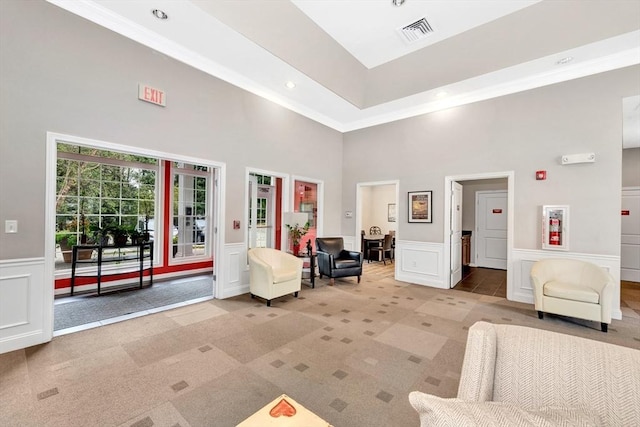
[356,180,399,262]
[444,172,514,297]
[46,132,223,336]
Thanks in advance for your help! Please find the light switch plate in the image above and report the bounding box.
[5,220,18,233]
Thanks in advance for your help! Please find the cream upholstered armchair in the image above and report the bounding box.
[530,258,614,332]
[409,322,640,427]
[248,248,303,307]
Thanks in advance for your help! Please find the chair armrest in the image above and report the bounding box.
[457,321,497,402]
[316,251,334,271]
[249,256,274,285]
[340,250,363,264]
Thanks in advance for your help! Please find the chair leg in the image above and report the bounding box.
[250,293,255,299]
[537,311,544,319]
[601,323,608,333]
[267,299,271,307]
[329,278,335,286]
[294,291,298,298]
[357,276,361,283]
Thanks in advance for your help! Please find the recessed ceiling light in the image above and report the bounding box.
[152,9,168,20]
[392,0,406,6]
[556,57,573,65]
[285,81,296,89]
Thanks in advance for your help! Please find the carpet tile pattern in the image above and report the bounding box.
[1,263,639,427]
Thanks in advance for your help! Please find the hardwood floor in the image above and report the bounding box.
[454,267,640,318]
[453,267,507,297]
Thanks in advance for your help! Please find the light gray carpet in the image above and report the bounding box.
[54,276,213,331]
[4,264,639,427]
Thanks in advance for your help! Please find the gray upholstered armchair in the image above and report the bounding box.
[315,237,363,286]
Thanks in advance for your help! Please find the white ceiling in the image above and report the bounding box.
[48,0,640,135]
[290,0,541,69]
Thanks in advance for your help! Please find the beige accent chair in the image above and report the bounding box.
[410,322,640,426]
[530,258,614,332]
[248,248,303,307]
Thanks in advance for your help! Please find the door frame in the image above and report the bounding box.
[444,172,514,295]
[44,132,225,342]
[475,190,508,270]
[291,175,325,243]
[355,180,400,252]
[245,167,291,256]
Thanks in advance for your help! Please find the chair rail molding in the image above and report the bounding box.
[395,240,446,289]
[511,248,621,320]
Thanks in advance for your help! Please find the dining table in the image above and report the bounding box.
[363,234,385,262]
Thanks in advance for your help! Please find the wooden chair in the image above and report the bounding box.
[369,234,394,265]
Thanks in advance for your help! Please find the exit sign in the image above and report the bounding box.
[138,84,166,107]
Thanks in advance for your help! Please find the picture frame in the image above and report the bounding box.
[408,191,432,223]
[541,205,569,251]
[388,203,396,222]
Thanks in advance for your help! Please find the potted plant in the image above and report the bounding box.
[286,220,310,256]
[173,234,179,257]
[106,224,129,247]
[129,229,143,245]
[56,232,93,263]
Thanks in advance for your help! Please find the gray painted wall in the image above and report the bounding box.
[0,0,343,259]
[1,0,638,262]
[343,66,640,255]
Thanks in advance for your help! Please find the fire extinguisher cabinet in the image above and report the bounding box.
[542,205,570,251]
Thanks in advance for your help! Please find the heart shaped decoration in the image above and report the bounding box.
[269,398,297,418]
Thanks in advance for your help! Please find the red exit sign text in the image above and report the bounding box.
[138,84,166,107]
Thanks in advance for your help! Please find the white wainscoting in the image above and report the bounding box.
[389,243,622,320]
[343,236,356,251]
[0,258,52,354]
[218,243,249,299]
[511,249,622,320]
[394,240,446,289]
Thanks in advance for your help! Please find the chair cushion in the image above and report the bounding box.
[543,281,600,304]
[273,268,297,284]
[335,259,358,269]
[408,392,602,427]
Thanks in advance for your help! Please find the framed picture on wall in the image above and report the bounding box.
[388,203,396,222]
[409,191,432,223]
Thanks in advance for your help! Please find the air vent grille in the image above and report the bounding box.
[399,17,434,43]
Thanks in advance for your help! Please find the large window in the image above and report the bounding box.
[55,143,158,269]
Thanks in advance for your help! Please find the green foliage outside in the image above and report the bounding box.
[56,143,157,242]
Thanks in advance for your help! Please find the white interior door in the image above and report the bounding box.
[476,191,508,270]
[621,188,640,282]
[450,181,463,287]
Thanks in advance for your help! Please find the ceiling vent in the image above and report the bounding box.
[398,17,434,43]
